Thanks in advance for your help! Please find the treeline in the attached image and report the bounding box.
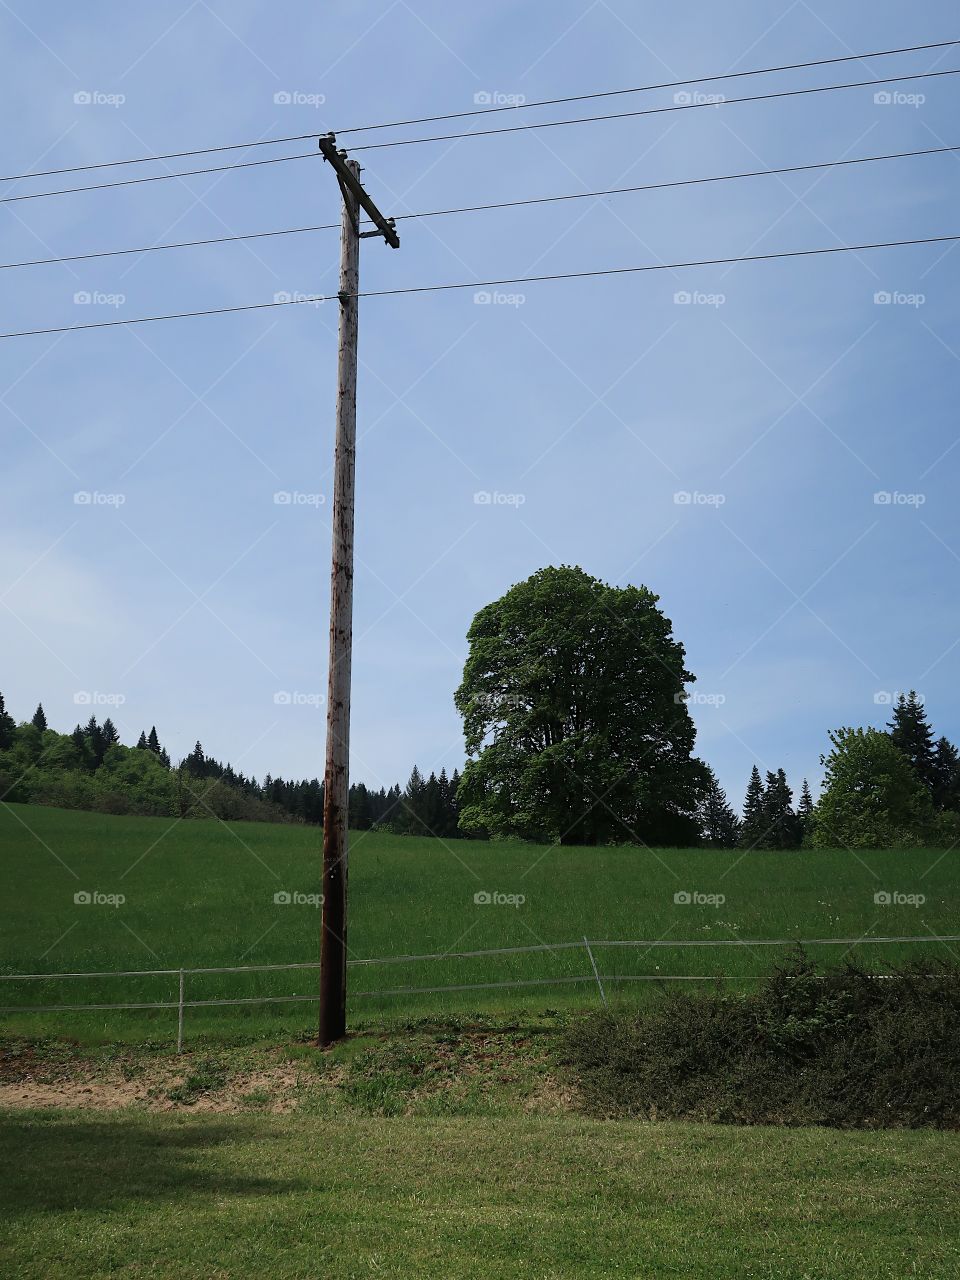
[0,694,462,834]
[696,692,960,851]
[3,689,957,849]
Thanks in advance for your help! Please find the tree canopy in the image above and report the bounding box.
[454,565,707,845]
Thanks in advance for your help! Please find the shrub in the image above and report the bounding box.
[562,949,960,1128]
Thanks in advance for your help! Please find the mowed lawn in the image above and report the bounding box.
[1,802,956,1039]
[1,1108,958,1280]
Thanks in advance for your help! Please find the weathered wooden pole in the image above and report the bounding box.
[317,136,398,1047]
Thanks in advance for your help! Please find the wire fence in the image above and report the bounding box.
[1,933,956,1052]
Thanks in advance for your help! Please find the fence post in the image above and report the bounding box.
[176,969,185,1054]
[583,938,607,1006]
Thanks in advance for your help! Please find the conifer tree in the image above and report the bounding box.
[31,703,47,731]
[698,766,741,848]
[0,693,14,749]
[147,726,162,755]
[888,692,937,791]
[83,715,105,769]
[762,769,802,850]
[932,737,960,812]
[740,766,766,848]
[798,778,815,836]
[136,731,149,750]
[101,718,120,748]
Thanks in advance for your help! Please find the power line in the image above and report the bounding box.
[0,232,954,341]
[337,37,960,134]
[350,67,960,152]
[3,66,955,208]
[2,37,957,184]
[1,142,955,273]
[0,150,319,207]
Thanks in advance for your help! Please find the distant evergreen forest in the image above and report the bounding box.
[3,688,956,850]
[0,694,463,836]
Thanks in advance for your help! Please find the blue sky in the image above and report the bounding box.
[2,0,958,812]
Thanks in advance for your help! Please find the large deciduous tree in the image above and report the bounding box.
[454,565,707,845]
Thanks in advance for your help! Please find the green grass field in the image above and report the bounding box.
[2,802,955,1042]
[2,1108,958,1279]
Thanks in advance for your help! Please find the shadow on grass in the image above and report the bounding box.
[0,1112,303,1213]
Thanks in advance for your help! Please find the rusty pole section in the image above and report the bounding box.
[319,159,360,1048]
[318,139,398,1047]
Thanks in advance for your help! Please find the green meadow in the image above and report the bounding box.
[1,802,954,1043]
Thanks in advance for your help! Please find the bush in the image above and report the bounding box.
[562,949,960,1128]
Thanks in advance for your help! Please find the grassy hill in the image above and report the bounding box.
[1,802,955,1042]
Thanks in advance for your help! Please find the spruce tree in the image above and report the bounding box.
[0,693,15,749]
[932,737,960,811]
[400,765,427,834]
[101,718,120,748]
[888,692,937,791]
[147,726,161,755]
[740,766,766,848]
[136,731,149,750]
[698,766,741,848]
[762,769,802,850]
[31,703,47,732]
[84,715,105,769]
[798,778,815,836]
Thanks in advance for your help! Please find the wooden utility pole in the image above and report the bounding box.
[318,134,398,1047]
